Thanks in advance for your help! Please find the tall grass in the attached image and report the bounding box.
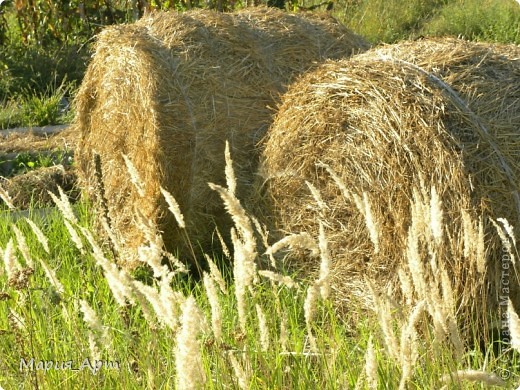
[338,0,519,43]
[0,144,519,388]
[423,0,520,44]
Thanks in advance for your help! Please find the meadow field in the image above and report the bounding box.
[1,1,520,389]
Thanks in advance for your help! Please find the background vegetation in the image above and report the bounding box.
[0,1,519,388]
[0,0,519,119]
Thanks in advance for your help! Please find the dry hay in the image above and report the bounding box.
[74,6,369,269]
[0,127,77,154]
[0,165,78,209]
[257,37,520,336]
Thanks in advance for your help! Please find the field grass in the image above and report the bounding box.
[0,2,519,388]
[0,149,519,389]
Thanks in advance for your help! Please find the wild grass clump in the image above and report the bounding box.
[0,142,519,388]
[423,0,520,44]
[338,0,520,44]
[0,82,74,129]
[340,0,444,43]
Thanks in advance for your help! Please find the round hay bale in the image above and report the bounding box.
[257,37,520,336]
[74,6,369,269]
[1,165,78,209]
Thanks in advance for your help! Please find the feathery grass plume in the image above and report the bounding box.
[497,218,516,246]
[99,215,122,256]
[318,162,351,201]
[25,218,49,254]
[205,254,228,294]
[80,227,135,307]
[3,239,22,282]
[230,227,256,332]
[398,267,414,305]
[258,270,298,289]
[122,154,145,197]
[9,308,26,330]
[48,189,78,224]
[476,217,486,274]
[12,225,33,268]
[133,276,181,331]
[64,219,84,254]
[497,218,517,270]
[365,335,378,390]
[438,268,464,359]
[279,315,289,352]
[215,228,231,260]
[224,141,237,195]
[158,272,186,329]
[87,333,101,362]
[405,219,427,301]
[0,185,15,209]
[317,221,331,299]
[304,283,319,352]
[175,296,206,390]
[203,273,222,342]
[366,278,400,361]
[411,186,428,235]
[160,186,185,229]
[491,218,516,270]
[306,181,329,212]
[80,300,111,353]
[38,257,64,296]
[0,185,16,210]
[265,232,319,257]
[209,144,257,332]
[228,352,250,390]
[352,192,380,254]
[398,300,425,390]
[256,304,269,352]
[164,251,188,274]
[442,370,506,387]
[461,209,477,259]
[508,299,520,352]
[135,209,169,277]
[429,186,443,245]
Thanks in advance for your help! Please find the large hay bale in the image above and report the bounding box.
[257,38,520,334]
[74,7,369,269]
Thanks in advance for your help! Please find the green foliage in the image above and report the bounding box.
[423,0,520,43]
[0,82,74,129]
[0,43,87,102]
[7,151,72,176]
[337,0,519,43]
[339,0,446,43]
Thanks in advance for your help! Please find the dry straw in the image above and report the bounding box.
[256,37,520,338]
[74,6,369,268]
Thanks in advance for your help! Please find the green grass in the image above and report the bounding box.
[0,82,75,129]
[423,0,520,44]
[336,0,520,44]
[0,1,519,387]
[0,200,518,389]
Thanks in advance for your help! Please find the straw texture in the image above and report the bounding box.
[74,7,369,268]
[257,38,520,333]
